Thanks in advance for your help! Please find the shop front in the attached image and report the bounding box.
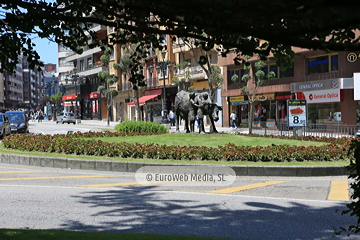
[252,93,275,128]
[275,92,293,123]
[127,89,162,122]
[228,96,248,125]
[62,94,78,114]
[291,78,355,126]
[89,92,101,120]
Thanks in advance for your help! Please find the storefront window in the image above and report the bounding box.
[307,102,341,124]
[356,102,360,124]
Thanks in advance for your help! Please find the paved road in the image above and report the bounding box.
[0,164,357,239]
[28,119,114,135]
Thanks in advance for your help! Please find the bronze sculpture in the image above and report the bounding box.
[174,91,222,133]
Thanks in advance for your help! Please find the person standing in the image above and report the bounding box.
[168,110,175,126]
[230,110,237,128]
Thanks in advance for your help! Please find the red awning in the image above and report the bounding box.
[127,94,158,107]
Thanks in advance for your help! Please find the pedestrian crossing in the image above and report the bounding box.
[0,169,350,201]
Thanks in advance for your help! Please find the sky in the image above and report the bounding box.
[32,37,58,67]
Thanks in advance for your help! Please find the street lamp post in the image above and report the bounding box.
[148,51,176,123]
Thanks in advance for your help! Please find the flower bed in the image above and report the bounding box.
[1,131,352,162]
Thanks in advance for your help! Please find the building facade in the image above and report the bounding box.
[59,24,108,119]
[219,49,360,128]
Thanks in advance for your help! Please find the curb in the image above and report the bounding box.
[1,153,350,176]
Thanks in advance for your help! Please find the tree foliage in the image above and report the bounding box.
[50,92,63,112]
[2,1,360,79]
[97,48,118,125]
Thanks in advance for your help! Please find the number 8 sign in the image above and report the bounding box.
[287,99,307,127]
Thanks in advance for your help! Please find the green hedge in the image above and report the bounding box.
[1,132,352,162]
[115,121,168,134]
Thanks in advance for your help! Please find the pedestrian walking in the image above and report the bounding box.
[38,110,44,122]
[230,110,237,128]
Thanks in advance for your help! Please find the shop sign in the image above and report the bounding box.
[254,93,275,101]
[230,101,248,105]
[63,102,75,106]
[90,92,100,99]
[347,52,359,62]
[229,96,244,102]
[291,79,344,92]
[275,94,292,100]
[62,94,77,100]
[287,99,307,127]
[302,89,341,103]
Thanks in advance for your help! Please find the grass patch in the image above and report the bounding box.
[0,145,348,166]
[0,229,224,240]
[85,133,328,147]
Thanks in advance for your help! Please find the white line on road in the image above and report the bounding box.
[0,184,349,203]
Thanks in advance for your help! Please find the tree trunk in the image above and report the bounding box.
[249,102,254,134]
[134,88,140,121]
[107,106,110,126]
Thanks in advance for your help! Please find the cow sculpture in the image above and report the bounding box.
[174,90,222,133]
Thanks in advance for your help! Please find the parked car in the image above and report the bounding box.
[0,113,11,138]
[5,110,29,133]
[56,112,76,124]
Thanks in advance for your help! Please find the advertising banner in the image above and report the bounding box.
[288,99,307,127]
[301,89,341,103]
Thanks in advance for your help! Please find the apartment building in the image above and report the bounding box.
[59,23,109,120]
[219,48,360,128]
[1,56,43,110]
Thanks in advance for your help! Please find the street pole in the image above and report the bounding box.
[147,51,176,124]
[162,66,166,121]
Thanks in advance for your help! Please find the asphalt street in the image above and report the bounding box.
[1,120,357,239]
[0,164,357,240]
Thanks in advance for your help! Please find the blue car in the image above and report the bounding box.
[0,113,11,138]
[6,111,29,133]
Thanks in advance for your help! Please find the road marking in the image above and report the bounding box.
[328,180,349,201]
[207,181,288,194]
[78,182,141,187]
[0,171,41,174]
[78,180,176,187]
[0,175,114,181]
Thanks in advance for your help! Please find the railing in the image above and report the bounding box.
[118,82,133,92]
[236,121,358,138]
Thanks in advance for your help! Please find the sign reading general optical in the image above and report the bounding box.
[291,79,341,92]
[302,89,341,103]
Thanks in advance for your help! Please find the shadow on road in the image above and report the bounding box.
[59,186,357,240]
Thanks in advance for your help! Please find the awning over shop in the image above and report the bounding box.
[127,94,158,107]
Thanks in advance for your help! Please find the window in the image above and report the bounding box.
[79,60,84,71]
[228,69,245,84]
[264,64,294,79]
[307,54,338,75]
[87,58,92,69]
[280,65,294,78]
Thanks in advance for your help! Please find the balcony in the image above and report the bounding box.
[118,82,133,92]
[174,65,207,81]
[89,23,107,33]
[65,46,102,62]
[77,64,107,77]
